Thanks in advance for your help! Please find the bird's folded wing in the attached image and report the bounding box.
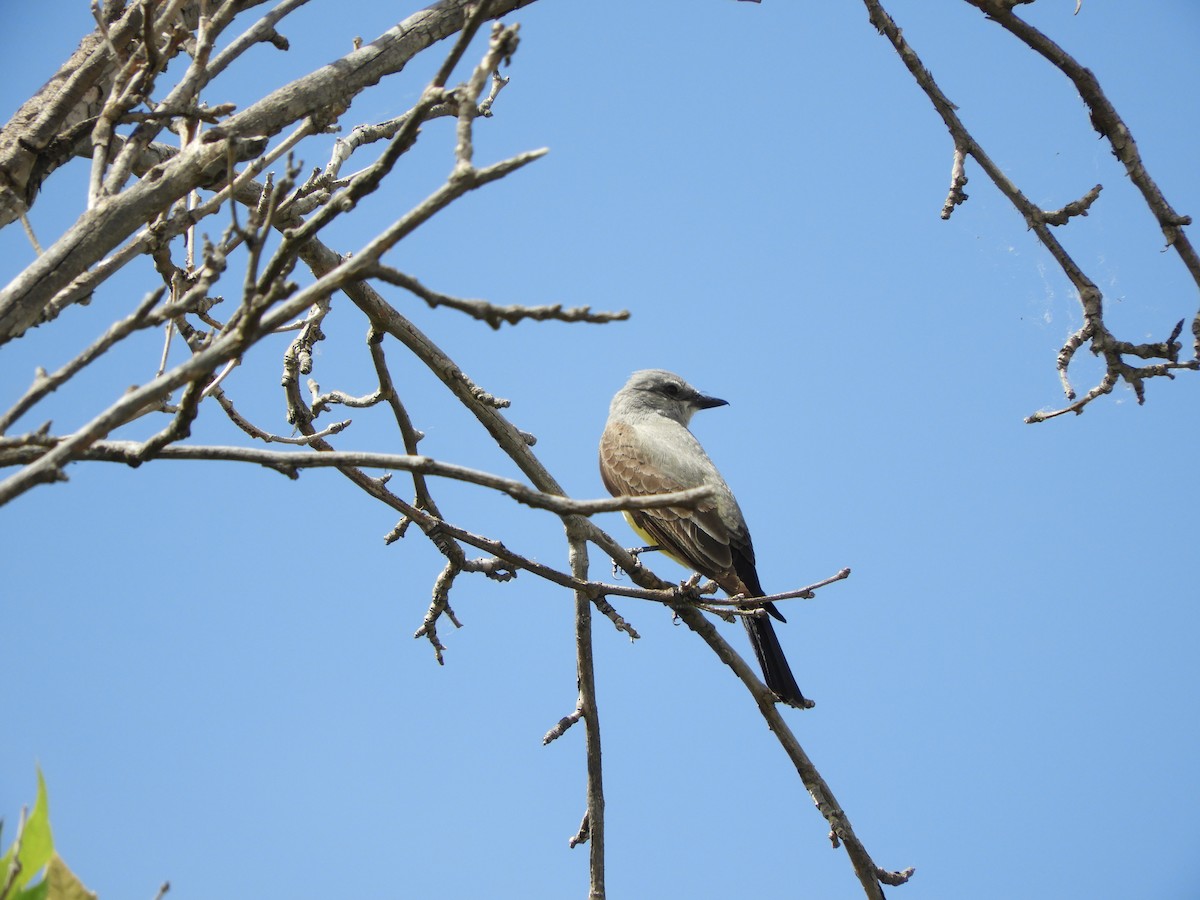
[600,422,740,585]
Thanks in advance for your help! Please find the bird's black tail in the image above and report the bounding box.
[743,612,809,708]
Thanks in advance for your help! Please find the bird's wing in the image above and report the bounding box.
[600,421,755,593]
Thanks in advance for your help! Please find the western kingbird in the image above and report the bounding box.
[599,369,808,708]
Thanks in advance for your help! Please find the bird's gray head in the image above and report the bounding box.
[610,369,728,426]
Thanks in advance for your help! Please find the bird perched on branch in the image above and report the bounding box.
[599,369,809,708]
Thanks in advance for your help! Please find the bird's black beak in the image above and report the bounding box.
[694,393,728,410]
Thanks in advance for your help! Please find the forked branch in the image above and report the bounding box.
[865,0,1198,420]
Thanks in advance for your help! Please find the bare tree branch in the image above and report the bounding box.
[0,5,947,897]
[670,602,913,900]
[369,264,630,329]
[0,0,539,341]
[863,0,1198,421]
[0,437,717,516]
[566,520,606,899]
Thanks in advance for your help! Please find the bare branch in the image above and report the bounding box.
[1042,183,1102,226]
[414,559,461,664]
[206,0,310,82]
[567,811,590,850]
[701,567,854,610]
[0,438,714,518]
[964,0,1199,286]
[0,288,164,435]
[0,0,540,341]
[369,264,630,328]
[588,593,640,640]
[0,10,919,898]
[864,0,1198,419]
[36,121,306,329]
[565,519,606,900]
[542,698,584,745]
[213,387,352,444]
[669,602,911,899]
[939,145,968,219]
[0,1,171,226]
[367,330,441,516]
[18,212,44,255]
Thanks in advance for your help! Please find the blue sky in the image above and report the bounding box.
[2,2,1198,898]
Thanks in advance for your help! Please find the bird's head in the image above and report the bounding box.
[615,369,728,426]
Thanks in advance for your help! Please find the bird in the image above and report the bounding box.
[598,369,808,708]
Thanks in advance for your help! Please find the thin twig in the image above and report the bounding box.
[369,263,629,328]
[567,519,605,899]
[542,698,584,745]
[18,212,43,255]
[0,439,714,517]
[864,0,1198,420]
[0,288,164,435]
[670,603,910,900]
[940,145,967,219]
[702,567,853,608]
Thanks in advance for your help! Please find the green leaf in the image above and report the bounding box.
[2,770,55,898]
[44,854,95,900]
[1,810,12,886]
[14,771,54,891]
[1,844,12,891]
[11,878,49,900]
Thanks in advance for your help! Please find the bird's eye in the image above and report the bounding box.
[663,382,682,397]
